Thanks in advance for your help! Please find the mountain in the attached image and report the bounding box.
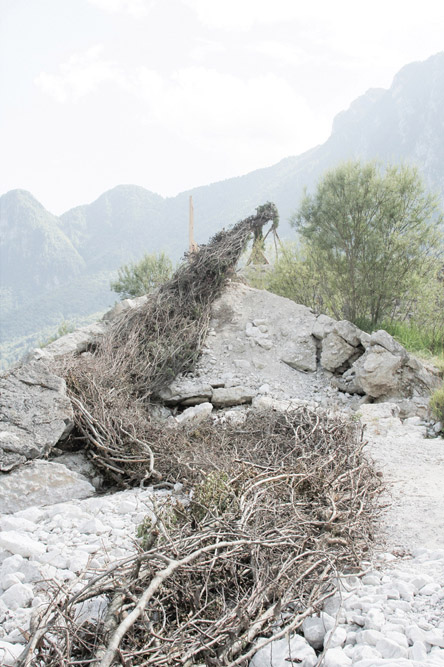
[60,185,166,272]
[0,190,85,303]
[1,51,444,367]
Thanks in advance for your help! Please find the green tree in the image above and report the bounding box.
[292,161,443,326]
[111,252,173,299]
[246,241,323,310]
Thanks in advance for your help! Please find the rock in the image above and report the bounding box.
[175,402,213,425]
[302,615,327,649]
[312,314,335,339]
[41,322,107,359]
[211,386,256,407]
[321,333,357,372]
[53,452,104,490]
[157,381,213,406]
[353,345,402,397]
[0,460,95,514]
[0,583,34,610]
[364,609,385,630]
[375,637,408,659]
[102,295,148,321]
[359,331,371,348]
[0,516,37,533]
[351,645,382,662]
[369,330,406,356]
[409,641,428,661]
[323,646,352,666]
[0,531,45,558]
[425,628,444,647]
[324,627,347,648]
[0,361,74,471]
[355,629,384,646]
[0,640,23,666]
[333,321,362,347]
[1,573,25,590]
[250,634,317,667]
[256,338,273,350]
[281,335,317,372]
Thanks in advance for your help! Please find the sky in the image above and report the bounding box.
[1,0,443,215]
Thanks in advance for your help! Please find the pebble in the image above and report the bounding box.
[251,549,444,665]
[0,486,182,653]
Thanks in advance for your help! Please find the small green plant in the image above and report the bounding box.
[136,516,154,551]
[429,384,444,431]
[191,471,233,521]
[111,251,173,299]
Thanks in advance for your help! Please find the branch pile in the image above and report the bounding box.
[20,407,382,666]
[60,203,279,485]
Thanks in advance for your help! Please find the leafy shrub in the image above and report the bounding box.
[111,251,174,299]
[430,384,444,428]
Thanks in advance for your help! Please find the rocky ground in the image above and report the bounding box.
[0,283,443,665]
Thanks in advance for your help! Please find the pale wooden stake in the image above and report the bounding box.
[189,195,198,254]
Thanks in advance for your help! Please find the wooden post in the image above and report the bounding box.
[189,196,198,254]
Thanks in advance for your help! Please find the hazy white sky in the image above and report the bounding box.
[1,0,443,214]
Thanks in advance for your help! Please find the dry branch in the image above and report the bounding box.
[58,202,279,486]
[21,408,382,666]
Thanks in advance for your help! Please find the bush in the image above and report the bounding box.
[292,161,443,325]
[245,241,324,311]
[110,251,173,299]
[430,384,444,427]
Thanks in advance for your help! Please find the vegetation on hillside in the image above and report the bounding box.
[110,251,174,299]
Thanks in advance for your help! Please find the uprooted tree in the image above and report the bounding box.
[18,203,383,667]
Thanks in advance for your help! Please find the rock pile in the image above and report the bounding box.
[158,283,440,421]
[0,484,181,665]
[0,479,443,666]
[251,549,444,666]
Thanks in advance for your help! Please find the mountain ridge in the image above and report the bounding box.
[2,51,444,367]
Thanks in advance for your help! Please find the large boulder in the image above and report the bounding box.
[0,460,95,514]
[26,322,108,363]
[281,334,317,372]
[353,345,403,398]
[320,333,357,372]
[0,362,74,471]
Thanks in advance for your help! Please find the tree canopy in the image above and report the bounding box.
[291,161,443,325]
[110,251,173,300]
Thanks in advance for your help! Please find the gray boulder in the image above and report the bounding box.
[320,333,357,371]
[333,320,362,347]
[211,386,256,407]
[0,362,74,471]
[353,345,403,398]
[281,334,317,372]
[369,329,407,357]
[312,314,335,340]
[26,322,107,363]
[0,460,95,514]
